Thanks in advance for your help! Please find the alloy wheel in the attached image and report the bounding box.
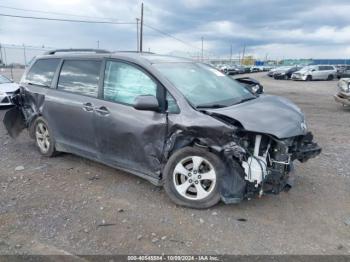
[173,156,217,200]
[35,122,50,153]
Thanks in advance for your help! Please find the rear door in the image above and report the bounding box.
[326,66,336,79]
[46,59,103,158]
[94,59,167,177]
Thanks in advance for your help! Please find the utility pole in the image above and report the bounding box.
[97,40,100,49]
[23,44,27,66]
[241,44,246,65]
[136,18,140,52]
[140,2,144,52]
[201,36,204,62]
[3,46,7,66]
[230,44,232,64]
[0,43,3,65]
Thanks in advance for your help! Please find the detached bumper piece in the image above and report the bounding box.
[292,132,322,163]
[334,92,350,106]
[3,92,29,138]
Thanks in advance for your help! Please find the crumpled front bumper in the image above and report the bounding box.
[292,132,322,163]
[291,74,306,80]
[220,132,322,204]
[334,91,350,106]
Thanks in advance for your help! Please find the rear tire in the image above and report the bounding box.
[163,147,223,209]
[33,117,57,157]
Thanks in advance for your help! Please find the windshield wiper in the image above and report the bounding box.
[27,82,50,88]
[235,97,256,105]
[196,104,227,109]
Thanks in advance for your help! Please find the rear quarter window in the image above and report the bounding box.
[25,59,60,87]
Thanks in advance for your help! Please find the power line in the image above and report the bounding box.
[0,4,206,53]
[0,12,203,53]
[0,13,135,24]
[0,4,117,21]
[0,5,213,56]
[144,23,202,52]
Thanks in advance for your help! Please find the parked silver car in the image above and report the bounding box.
[267,66,290,77]
[291,65,337,81]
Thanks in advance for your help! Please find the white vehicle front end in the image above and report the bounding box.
[0,82,19,106]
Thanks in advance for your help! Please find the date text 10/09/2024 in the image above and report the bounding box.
[127,255,220,261]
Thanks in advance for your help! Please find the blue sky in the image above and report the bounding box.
[1,0,350,63]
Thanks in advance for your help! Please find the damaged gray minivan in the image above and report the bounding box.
[4,49,321,208]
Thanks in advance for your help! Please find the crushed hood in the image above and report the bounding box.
[206,95,307,139]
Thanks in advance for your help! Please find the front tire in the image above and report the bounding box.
[306,75,312,81]
[33,117,57,157]
[163,147,224,209]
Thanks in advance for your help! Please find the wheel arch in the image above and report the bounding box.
[28,113,43,138]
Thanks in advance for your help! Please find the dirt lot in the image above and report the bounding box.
[0,71,349,255]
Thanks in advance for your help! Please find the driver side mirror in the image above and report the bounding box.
[133,95,160,111]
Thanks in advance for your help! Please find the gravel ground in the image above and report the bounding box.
[0,71,349,255]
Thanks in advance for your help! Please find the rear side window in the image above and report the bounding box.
[103,61,157,105]
[58,60,101,97]
[25,59,60,87]
[319,66,334,71]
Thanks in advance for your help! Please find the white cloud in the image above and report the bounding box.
[2,0,350,63]
[199,20,256,39]
[297,4,350,23]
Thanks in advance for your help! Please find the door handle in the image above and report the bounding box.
[82,102,94,112]
[95,106,110,116]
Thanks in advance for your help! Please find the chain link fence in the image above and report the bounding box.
[0,44,53,82]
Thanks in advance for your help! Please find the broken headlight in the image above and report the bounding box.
[252,85,260,93]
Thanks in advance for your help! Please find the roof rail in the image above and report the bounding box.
[113,50,155,54]
[44,49,110,55]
